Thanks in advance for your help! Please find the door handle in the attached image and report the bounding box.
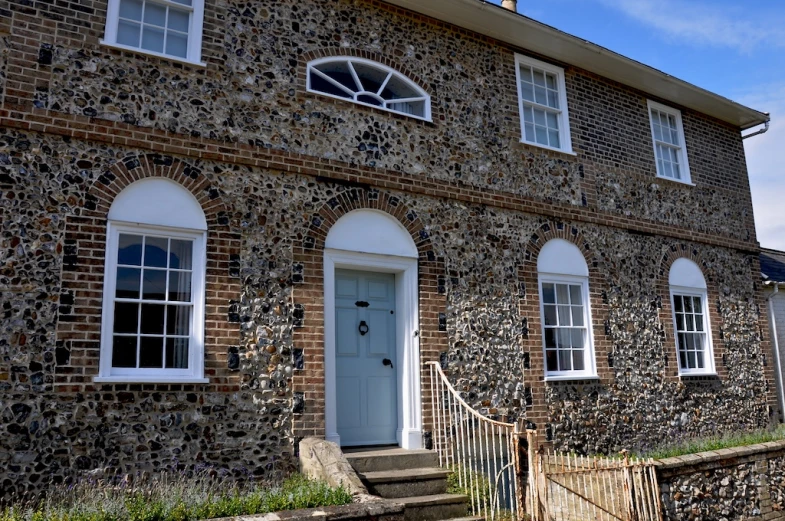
[358,320,369,336]
[383,358,394,369]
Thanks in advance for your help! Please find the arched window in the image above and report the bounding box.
[307,57,431,120]
[96,178,208,383]
[537,239,596,379]
[669,258,714,375]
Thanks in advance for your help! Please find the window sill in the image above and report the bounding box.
[518,140,577,157]
[655,175,696,187]
[95,376,210,384]
[678,372,718,378]
[544,374,600,382]
[99,41,207,68]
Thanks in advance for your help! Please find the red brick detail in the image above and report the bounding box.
[290,188,447,442]
[55,153,243,393]
[518,221,614,432]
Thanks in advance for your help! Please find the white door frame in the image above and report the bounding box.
[324,248,422,449]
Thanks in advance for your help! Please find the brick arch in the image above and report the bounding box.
[291,187,446,442]
[302,187,435,259]
[300,47,429,92]
[655,243,725,384]
[518,221,613,435]
[81,153,231,231]
[56,153,242,393]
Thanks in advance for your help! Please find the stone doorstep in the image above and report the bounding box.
[360,468,452,483]
[208,500,404,521]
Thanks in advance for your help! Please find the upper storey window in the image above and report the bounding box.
[307,58,431,121]
[648,100,692,184]
[515,54,573,154]
[102,0,205,64]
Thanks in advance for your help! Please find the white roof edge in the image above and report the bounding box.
[383,0,769,130]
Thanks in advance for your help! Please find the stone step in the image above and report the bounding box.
[361,467,451,498]
[345,448,439,473]
[394,493,469,521]
[434,518,483,521]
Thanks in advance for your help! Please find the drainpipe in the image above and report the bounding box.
[766,283,785,422]
[500,0,517,12]
[743,117,770,140]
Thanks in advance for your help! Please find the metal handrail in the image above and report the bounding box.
[427,361,524,521]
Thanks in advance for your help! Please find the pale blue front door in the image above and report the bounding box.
[335,269,398,446]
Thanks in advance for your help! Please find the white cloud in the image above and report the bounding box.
[600,0,785,53]
[742,84,785,250]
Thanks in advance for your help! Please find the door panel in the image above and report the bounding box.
[335,269,397,446]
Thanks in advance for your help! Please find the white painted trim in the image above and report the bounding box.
[647,99,692,184]
[514,53,573,154]
[537,238,589,277]
[97,221,207,382]
[324,249,422,449]
[307,57,432,122]
[538,273,597,379]
[669,257,707,289]
[325,209,418,258]
[102,0,205,64]
[108,178,208,230]
[670,285,716,376]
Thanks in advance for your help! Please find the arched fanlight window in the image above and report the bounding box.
[307,57,431,120]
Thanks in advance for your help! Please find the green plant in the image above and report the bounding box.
[636,424,785,460]
[0,472,352,521]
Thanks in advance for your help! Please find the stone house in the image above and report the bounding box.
[0,0,776,498]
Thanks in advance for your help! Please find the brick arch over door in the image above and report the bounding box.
[518,221,613,433]
[56,153,242,392]
[655,244,725,384]
[291,187,447,443]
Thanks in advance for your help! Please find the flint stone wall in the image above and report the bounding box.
[0,126,773,497]
[10,0,756,241]
[656,440,785,521]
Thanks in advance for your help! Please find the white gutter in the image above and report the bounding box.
[743,118,771,140]
[382,0,769,130]
[765,281,785,422]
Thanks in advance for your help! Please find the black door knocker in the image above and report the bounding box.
[358,320,369,336]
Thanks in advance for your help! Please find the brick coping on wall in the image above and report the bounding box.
[655,439,785,474]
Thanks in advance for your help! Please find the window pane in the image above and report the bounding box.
[545,73,556,89]
[542,283,556,304]
[693,296,702,314]
[695,314,704,332]
[520,66,533,83]
[140,304,165,334]
[679,350,687,369]
[548,130,560,149]
[534,86,547,106]
[535,126,547,145]
[558,350,572,371]
[167,9,189,32]
[571,306,584,327]
[686,350,696,369]
[112,336,137,368]
[351,61,389,93]
[170,0,191,5]
[685,314,695,332]
[523,106,534,123]
[382,75,419,101]
[168,271,192,302]
[144,237,168,267]
[117,19,141,47]
[544,328,556,348]
[142,269,167,300]
[141,25,165,53]
[166,32,188,58]
[143,2,166,26]
[524,123,535,141]
[571,328,584,349]
[546,90,559,110]
[114,302,139,334]
[116,267,141,298]
[558,328,571,349]
[546,350,558,372]
[546,112,558,129]
[543,305,557,326]
[119,0,143,20]
[555,284,569,304]
[683,296,693,313]
[310,73,352,99]
[166,337,189,368]
[139,336,164,368]
[569,285,582,305]
[534,109,546,126]
[557,305,571,325]
[673,295,683,312]
[166,305,191,336]
[533,69,546,87]
[572,350,585,371]
[520,82,534,102]
[675,313,684,331]
[118,234,143,265]
[695,349,704,369]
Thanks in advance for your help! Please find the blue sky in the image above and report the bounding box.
[491,0,785,249]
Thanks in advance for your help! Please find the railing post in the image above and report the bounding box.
[621,450,638,521]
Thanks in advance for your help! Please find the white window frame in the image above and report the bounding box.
[515,54,574,154]
[96,221,208,383]
[647,100,692,185]
[306,57,432,122]
[538,273,597,381]
[101,0,206,66]
[670,286,715,376]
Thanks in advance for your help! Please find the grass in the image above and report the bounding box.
[0,473,352,521]
[636,424,785,460]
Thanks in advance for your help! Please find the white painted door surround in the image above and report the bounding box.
[324,209,423,449]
